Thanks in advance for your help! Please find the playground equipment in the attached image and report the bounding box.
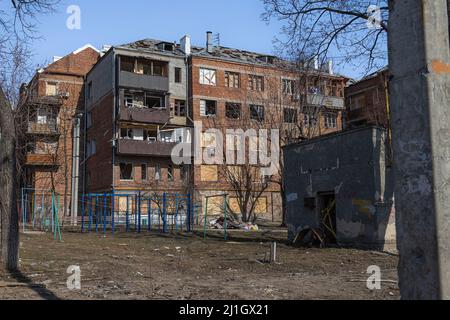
[20,188,62,241]
[204,194,229,240]
[80,192,193,234]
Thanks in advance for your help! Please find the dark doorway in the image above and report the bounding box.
[318,192,337,244]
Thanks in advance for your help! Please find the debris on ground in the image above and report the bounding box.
[209,215,259,231]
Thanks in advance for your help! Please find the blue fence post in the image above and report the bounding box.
[95,196,99,233]
[126,195,129,232]
[147,197,152,231]
[175,193,179,232]
[32,191,37,228]
[103,193,107,234]
[187,193,192,232]
[81,194,85,233]
[111,192,115,235]
[163,193,167,233]
[137,191,141,234]
[88,195,92,232]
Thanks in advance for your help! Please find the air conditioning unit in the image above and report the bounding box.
[60,91,70,99]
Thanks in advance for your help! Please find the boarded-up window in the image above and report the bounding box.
[201,165,218,182]
[202,132,217,148]
[229,197,241,214]
[46,82,57,96]
[254,197,268,214]
[206,196,224,215]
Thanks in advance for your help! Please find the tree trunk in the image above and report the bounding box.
[0,87,19,271]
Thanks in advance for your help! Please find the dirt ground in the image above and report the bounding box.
[0,230,400,300]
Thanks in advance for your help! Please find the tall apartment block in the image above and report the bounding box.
[17,45,100,220]
[53,32,347,225]
[84,38,192,198]
[188,32,348,222]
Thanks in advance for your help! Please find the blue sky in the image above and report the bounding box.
[29,0,360,78]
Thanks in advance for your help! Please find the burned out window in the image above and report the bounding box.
[248,75,264,92]
[200,100,217,117]
[120,128,133,139]
[250,105,264,122]
[225,71,240,88]
[153,61,166,77]
[304,113,318,128]
[175,67,182,83]
[155,165,161,181]
[120,57,135,73]
[226,103,241,120]
[174,100,186,117]
[141,164,147,181]
[120,163,133,181]
[145,96,163,109]
[168,165,174,182]
[284,108,298,123]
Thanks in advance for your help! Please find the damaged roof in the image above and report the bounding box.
[116,38,346,77]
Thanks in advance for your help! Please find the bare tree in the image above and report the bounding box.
[262,0,389,74]
[0,0,59,271]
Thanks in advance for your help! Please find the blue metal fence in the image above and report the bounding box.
[80,192,193,234]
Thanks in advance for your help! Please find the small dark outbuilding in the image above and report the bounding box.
[283,126,395,251]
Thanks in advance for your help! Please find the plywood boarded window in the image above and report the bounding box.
[46,82,57,96]
[206,196,224,216]
[229,197,241,214]
[254,197,268,214]
[201,165,218,182]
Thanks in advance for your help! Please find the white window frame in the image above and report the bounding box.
[199,68,217,86]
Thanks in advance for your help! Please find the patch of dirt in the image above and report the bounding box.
[0,231,400,300]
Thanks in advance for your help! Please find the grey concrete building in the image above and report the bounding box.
[283,126,395,250]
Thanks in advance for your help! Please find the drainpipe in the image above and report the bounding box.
[112,50,118,194]
[71,116,81,226]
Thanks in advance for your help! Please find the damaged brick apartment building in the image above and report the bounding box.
[17,45,100,224]
[18,32,348,225]
[83,32,347,223]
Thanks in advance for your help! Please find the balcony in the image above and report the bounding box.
[27,122,59,136]
[119,71,169,92]
[307,94,344,109]
[119,106,170,124]
[117,139,177,157]
[25,154,58,167]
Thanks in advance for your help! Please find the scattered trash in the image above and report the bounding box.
[209,215,259,231]
[293,227,326,248]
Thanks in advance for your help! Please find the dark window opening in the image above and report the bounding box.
[168,165,174,182]
[120,163,133,180]
[200,100,217,117]
[284,108,298,123]
[226,103,241,120]
[174,100,186,117]
[141,164,147,181]
[175,67,182,83]
[250,105,265,122]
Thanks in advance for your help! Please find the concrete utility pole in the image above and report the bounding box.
[70,116,81,226]
[389,0,450,299]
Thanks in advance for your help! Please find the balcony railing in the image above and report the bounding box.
[119,106,170,124]
[27,122,59,135]
[25,153,58,167]
[306,93,344,109]
[119,71,169,92]
[117,139,177,157]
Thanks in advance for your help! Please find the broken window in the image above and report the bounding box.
[87,81,93,100]
[153,61,166,77]
[120,163,133,180]
[174,100,186,117]
[175,67,182,83]
[304,113,318,128]
[324,113,338,128]
[250,105,265,122]
[141,164,147,181]
[155,165,161,181]
[226,103,241,120]
[200,100,217,117]
[120,57,135,73]
[282,79,295,95]
[168,165,174,182]
[248,75,264,91]
[120,128,133,139]
[284,108,298,123]
[199,68,217,86]
[145,95,163,108]
[225,71,240,88]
